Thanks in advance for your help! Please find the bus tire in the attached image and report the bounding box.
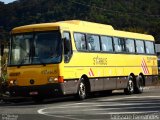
[134,75,143,94]
[75,78,87,100]
[124,76,134,95]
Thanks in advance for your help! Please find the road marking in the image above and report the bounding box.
[98,95,160,102]
[38,102,160,110]
[38,113,84,120]
[38,105,160,114]
[79,106,160,112]
[38,95,160,119]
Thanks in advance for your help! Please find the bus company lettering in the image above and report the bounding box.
[41,70,57,74]
[93,56,107,65]
[147,57,156,61]
[9,72,20,76]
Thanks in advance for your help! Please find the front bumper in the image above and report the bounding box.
[8,83,64,98]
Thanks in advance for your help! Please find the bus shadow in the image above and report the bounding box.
[0,90,125,106]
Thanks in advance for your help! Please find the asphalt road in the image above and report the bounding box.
[0,87,160,120]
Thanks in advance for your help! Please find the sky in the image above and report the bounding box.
[0,0,16,4]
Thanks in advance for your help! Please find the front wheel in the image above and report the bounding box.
[124,77,134,95]
[75,79,87,100]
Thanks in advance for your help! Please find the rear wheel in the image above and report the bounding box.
[124,77,134,95]
[75,78,87,100]
[134,75,143,94]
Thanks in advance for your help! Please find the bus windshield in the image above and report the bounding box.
[9,31,62,66]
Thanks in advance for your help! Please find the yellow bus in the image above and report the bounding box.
[7,20,158,102]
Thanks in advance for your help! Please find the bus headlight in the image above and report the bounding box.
[54,77,58,82]
[48,77,54,83]
[48,77,63,83]
[10,80,17,85]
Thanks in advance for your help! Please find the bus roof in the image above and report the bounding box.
[12,20,154,41]
[12,20,114,33]
[114,30,154,41]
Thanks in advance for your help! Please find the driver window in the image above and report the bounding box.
[63,31,72,63]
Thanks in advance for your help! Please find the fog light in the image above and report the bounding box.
[48,77,54,83]
[13,80,17,85]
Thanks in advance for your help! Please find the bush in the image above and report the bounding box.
[0,51,8,95]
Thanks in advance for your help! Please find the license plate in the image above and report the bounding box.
[29,91,38,95]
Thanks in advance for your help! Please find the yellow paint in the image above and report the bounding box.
[8,20,158,87]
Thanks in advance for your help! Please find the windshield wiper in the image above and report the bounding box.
[17,56,46,68]
[36,57,46,66]
[17,54,29,68]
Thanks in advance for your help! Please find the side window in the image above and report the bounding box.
[145,41,155,54]
[135,40,145,54]
[63,32,72,63]
[74,33,86,51]
[101,36,113,52]
[86,34,100,51]
[125,39,135,53]
[113,37,125,52]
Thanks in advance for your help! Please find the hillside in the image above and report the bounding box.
[0,0,160,43]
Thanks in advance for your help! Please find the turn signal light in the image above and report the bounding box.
[58,76,64,83]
